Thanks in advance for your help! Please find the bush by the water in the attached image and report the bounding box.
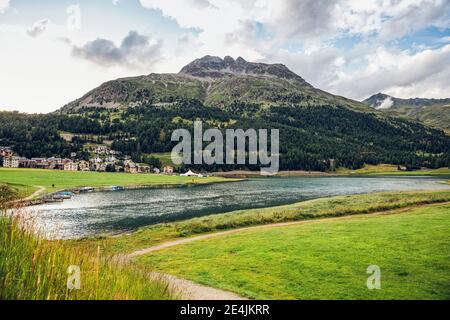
[0,184,18,209]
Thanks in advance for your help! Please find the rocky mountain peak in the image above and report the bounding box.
[179,55,307,83]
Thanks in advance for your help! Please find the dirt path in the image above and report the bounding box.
[128,217,371,258]
[149,272,248,300]
[23,186,46,201]
[10,186,46,204]
[128,201,450,258]
[127,201,449,300]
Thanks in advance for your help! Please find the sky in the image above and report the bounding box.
[1,0,450,113]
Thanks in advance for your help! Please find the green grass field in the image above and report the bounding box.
[0,167,232,197]
[74,190,450,256]
[336,164,450,176]
[139,203,450,299]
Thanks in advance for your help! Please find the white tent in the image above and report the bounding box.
[181,170,201,177]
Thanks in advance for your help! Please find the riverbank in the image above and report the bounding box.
[213,170,333,178]
[212,165,450,178]
[71,189,450,256]
[335,164,450,176]
[0,167,238,202]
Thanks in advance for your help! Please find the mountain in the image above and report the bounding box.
[60,55,369,113]
[179,55,307,82]
[363,93,450,131]
[37,56,448,171]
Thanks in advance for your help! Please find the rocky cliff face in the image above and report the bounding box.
[179,55,308,83]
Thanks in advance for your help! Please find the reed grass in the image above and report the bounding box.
[0,211,174,300]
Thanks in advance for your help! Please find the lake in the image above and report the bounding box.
[25,176,450,239]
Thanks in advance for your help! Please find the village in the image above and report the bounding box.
[0,145,203,177]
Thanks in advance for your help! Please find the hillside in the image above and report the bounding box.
[60,56,370,113]
[2,56,449,172]
[363,93,450,131]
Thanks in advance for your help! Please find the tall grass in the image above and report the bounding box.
[0,211,174,300]
[0,184,18,209]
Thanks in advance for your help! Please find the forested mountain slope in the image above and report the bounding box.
[1,56,449,171]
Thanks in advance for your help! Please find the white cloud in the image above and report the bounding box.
[139,0,450,43]
[71,31,163,70]
[26,19,50,38]
[139,0,266,61]
[377,97,394,109]
[66,4,81,31]
[0,0,9,13]
[0,24,143,113]
[335,0,450,40]
[325,44,450,100]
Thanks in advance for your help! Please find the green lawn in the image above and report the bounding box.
[0,167,233,197]
[139,203,450,300]
[75,189,450,256]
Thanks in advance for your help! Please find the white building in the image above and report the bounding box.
[64,162,78,171]
[95,146,109,154]
[105,155,117,163]
[90,156,103,164]
[3,156,20,168]
[163,166,174,174]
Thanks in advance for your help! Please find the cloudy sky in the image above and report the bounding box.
[1,0,450,113]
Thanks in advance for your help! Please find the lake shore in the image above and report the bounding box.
[212,165,450,178]
[71,189,450,255]
[213,170,334,178]
[0,167,239,205]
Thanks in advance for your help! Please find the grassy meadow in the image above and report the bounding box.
[336,164,450,176]
[74,189,450,256]
[0,167,232,197]
[138,203,450,299]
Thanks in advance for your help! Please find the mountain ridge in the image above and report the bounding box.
[179,55,308,83]
[363,93,450,131]
[363,93,450,110]
[59,56,370,113]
